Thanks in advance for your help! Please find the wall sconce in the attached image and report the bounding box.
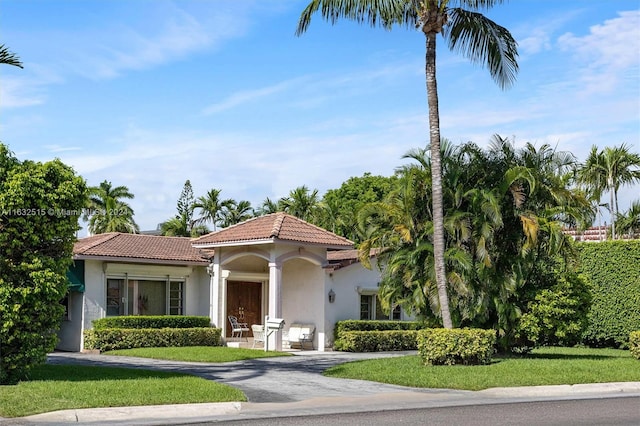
[328,289,336,303]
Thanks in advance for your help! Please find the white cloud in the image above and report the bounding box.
[557,10,640,95]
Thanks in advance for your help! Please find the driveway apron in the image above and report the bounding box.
[46,351,467,403]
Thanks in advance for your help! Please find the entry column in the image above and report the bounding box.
[267,261,282,351]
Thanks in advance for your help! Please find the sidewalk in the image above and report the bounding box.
[2,351,639,425]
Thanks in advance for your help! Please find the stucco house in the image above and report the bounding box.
[58,212,411,352]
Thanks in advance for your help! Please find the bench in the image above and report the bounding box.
[287,323,315,350]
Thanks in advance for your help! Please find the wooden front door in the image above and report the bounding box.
[226,281,262,337]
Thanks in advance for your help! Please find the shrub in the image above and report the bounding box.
[630,331,640,360]
[334,320,425,341]
[83,327,221,352]
[92,316,210,330]
[333,330,419,352]
[517,272,591,347]
[0,145,86,384]
[418,328,496,366]
[577,241,640,348]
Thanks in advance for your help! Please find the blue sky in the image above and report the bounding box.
[1,0,639,234]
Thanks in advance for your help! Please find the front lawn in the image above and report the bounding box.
[0,364,245,418]
[104,346,292,362]
[324,347,640,390]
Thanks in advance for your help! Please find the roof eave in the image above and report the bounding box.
[73,254,210,266]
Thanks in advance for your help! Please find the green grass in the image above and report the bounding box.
[323,347,640,390]
[0,364,245,418]
[104,346,292,362]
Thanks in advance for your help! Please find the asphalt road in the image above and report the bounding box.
[183,396,640,426]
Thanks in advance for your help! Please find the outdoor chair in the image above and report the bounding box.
[287,323,315,350]
[228,315,250,341]
[251,324,265,349]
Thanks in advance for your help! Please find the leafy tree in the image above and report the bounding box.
[193,188,226,231]
[0,44,23,68]
[84,180,139,234]
[218,199,254,228]
[578,144,640,239]
[297,0,519,329]
[279,185,320,222]
[616,200,640,238]
[320,173,397,243]
[256,197,282,216]
[0,144,86,384]
[161,180,202,237]
[359,137,592,350]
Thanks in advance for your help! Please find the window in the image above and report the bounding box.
[106,279,125,316]
[360,293,402,320]
[169,281,184,315]
[106,277,184,316]
[360,294,373,320]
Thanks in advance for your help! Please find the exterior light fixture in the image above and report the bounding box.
[328,289,336,303]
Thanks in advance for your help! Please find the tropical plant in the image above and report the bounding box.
[161,180,210,237]
[84,180,139,234]
[297,0,519,328]
[218,200,254,228]
[358,137,593,350]
[616,200,640,238]
[578,144,640,239]
[255,197,282,216]
[279,185,320,222]
[193,188,226,231]
[0,44,23,68]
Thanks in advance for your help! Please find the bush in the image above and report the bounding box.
[83,327,221,352]
[577,241,640,348]
[334,320,425,340]
[517,272,591,347]
[0,145,86,384]
[333,330,419,352]
[630,331,640,360]
[418,328,495,366]
[92,316,210,330]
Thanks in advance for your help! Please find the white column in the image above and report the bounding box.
[208,262,220,328]
[268,261,282,351]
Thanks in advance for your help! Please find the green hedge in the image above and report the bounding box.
[577,241,640,348]
[417,328,495,366]
[630,331,640,360]
[92,316,211,330]
[83,327,221,352]
[334,320,425,340]
[333,330,419,352]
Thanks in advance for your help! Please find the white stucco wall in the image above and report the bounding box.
[56,291,84,352]
[325,259,383,347]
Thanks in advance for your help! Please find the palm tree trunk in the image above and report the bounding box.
[425,31,453,329]
[609,181,616,239]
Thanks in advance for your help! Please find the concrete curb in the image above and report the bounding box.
[20,402,242,425]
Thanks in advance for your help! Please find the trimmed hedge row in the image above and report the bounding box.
[334,320,425,340]
[577,241,640,348]
[630,331,640,360]
[333,330,419,352]
[417,328,496,366]
[84,327,221,352]
[92,315,211,330]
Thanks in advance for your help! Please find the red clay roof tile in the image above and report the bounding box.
[192,212,353,248]
[74,233,210,264]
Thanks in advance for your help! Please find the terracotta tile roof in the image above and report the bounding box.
[192,212,353,248]
[74,233,210,264]
[327,248,381,269]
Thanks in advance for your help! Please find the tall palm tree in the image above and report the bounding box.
[256,197,282,216]
[85,180,139,234]
[297,1,518,328]
[578,144,640,239]
[193,188,225,231]
[0,44,23,68]
[279,185,320,222]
